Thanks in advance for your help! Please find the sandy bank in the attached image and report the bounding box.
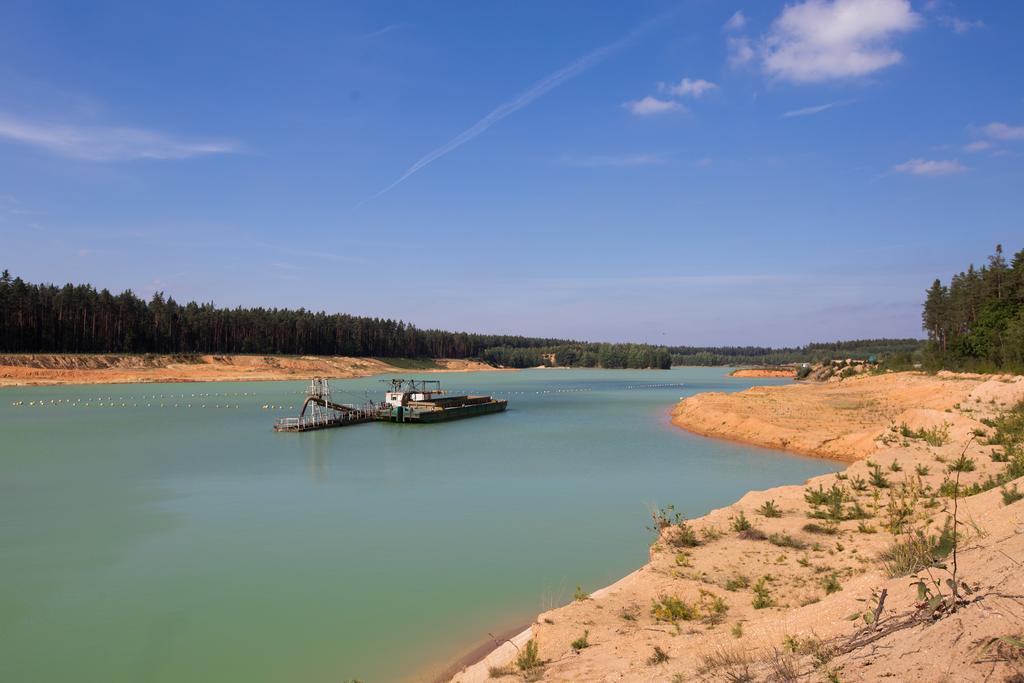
[449,371,1024,682]
[671,371,1018,461]
[729,368,796,378]
[0,354,502,387]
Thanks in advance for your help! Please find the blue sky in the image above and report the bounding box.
[1,0,1022,346]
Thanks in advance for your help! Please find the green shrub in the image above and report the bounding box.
[731,511,752,532]
[651,595,696,622]
[574,585,589,601]
[752,577,773,609]
[671,522,701,548]
[821,574,842,594]
[1002,485,1024,505]
[699,590,729,624]
[948,455,976,473]
[878,523,955,577]
[758,500,782,518]
[516,639,542,673]
[571,630,589,651]
[724,575,749,591]
[803,522,839,535]
[647,646,670,665]
[869,464,890,488]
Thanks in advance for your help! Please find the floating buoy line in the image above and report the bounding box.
[8,382,686,410]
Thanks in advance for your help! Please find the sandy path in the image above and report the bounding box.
[449,372,1024,682]
[0,354,502,387]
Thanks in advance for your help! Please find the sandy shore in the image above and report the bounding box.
[0,354,502,387]
[729,368,796,378]
[449,371,1024,682]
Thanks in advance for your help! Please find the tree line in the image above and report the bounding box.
[0,272,673,368]
[922,244,1024,372]
[0,270,932,371]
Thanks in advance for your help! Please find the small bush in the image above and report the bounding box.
[752,577,773,609]
[765,648,801,682]
[803,521,839,535]
[647,646,670,665]
[1002,485,1024,505]
[915,464,930,476]
[697,644,754,680]
[850,475,869,492]
[738,527,767,541]
[570,630,589,651]
[821,573,842,594]
[651,595,696,622]
[699,590,730,624]
[869,464,890,488]
[768,533,807,549]
[516,639,542,673]
[488,663,514,678]
[902,423,950,446]
[671,521,700,548]
[574,585,589,601]
[758,500,782,518]
[921,424,950,446]
[731,622,744,638]
[889,460,903,472]
[724,575,749,591]
[731,511,752,532]
[879,523,955,577]
[948,455,976,473]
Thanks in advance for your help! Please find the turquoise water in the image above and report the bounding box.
[0,368,838,682]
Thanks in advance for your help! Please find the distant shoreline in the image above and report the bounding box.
[0,353,506,387]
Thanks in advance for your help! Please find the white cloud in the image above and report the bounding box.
[983,122,1024,141]
[560,153,667,168]
[939,16,984,34]
[0,113,241,161]
[658,77,718,98]
[623,96,685,116]
[963,140,993,153]
[724,11,747,31]
[727,36,756,67]
[761,0,922,83]
[892,158,967,176]
[781,100,849,117]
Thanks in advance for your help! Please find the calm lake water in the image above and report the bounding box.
[0,368,839,682]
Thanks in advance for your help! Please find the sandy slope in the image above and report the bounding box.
[671,372,1005,461]
[0,354,501,386]
[449,372,1024,682]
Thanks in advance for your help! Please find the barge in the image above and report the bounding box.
[273,377,506,432]
[379,379,507,423]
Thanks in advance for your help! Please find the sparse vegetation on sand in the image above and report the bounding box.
[454,376,1024,683]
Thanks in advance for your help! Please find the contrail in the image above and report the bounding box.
[361,19,659,205]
